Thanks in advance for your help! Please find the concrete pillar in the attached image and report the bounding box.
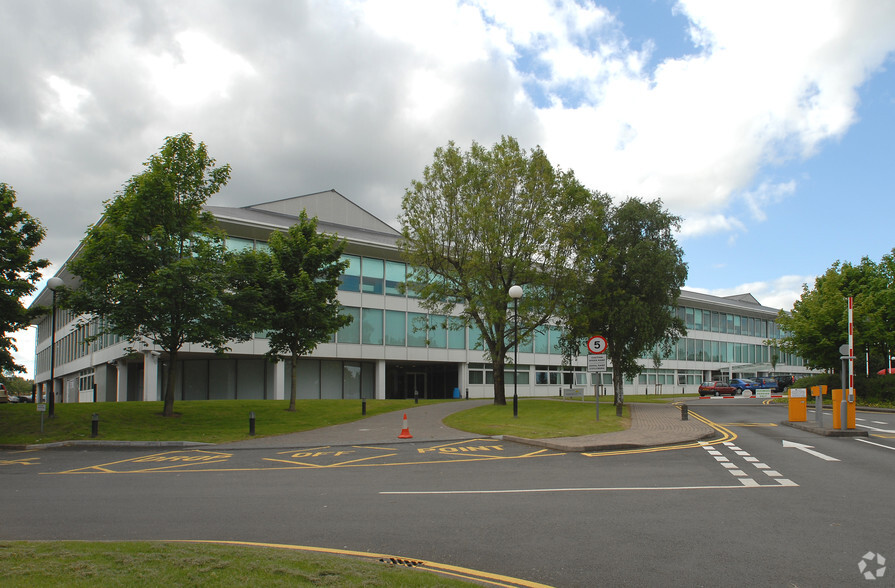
[143,351,160,401]
[376,360,386,399]
[116,359,128,402]
[273,361,286,400]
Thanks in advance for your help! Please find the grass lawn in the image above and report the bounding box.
[0,541,479,587]
[445,398,631,438]
[0,399,447,446]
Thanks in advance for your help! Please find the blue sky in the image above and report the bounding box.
[2,0,894,376]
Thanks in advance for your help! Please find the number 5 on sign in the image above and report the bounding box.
[587,336,607,354]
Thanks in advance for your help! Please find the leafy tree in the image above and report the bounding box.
[245,211,352,411]
[400,136,590,405]
[776,251,895,372]
[64,134,249,417]
[0,184,49,374]
[559,197,688,405]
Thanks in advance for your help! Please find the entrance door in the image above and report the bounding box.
[406,372,427,400]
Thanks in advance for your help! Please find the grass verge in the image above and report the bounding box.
[444,398,630,438]
[0,541,479,587]
[0,399,447,446]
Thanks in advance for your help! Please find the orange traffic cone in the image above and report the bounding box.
[398,413,413,439]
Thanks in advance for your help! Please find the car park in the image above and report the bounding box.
[698,381,736,396]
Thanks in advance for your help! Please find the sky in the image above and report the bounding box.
[3,0,895,378]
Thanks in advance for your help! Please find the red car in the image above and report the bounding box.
[698,381,736,397]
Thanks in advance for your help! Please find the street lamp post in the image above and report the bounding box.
[509,285,523,418]
[47,276,64,418]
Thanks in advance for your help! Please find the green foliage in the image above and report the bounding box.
[0,183,49,373]
[238,211,352,410]
[0,374,34,396]
[400,136,591,405]
[559,197,687,402]
[63,134,245,416]
[776,249,895,372]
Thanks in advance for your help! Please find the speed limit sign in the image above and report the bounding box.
[587,335,608,354]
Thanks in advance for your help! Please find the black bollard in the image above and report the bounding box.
[362,398,367,416]
[249,411,256,436]
[681,403,689,421]
[414,389,419,404]
[465,387,469,400]
[91,413,99,438]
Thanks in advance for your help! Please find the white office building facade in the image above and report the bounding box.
[31,191,813,404]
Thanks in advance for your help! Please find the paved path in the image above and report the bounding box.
[218,399,715,452]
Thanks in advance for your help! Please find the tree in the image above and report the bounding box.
[776,251,895,372]
[559,197,688,405]
[64,134,248,417]
[400,136,590,405]
[0,184,49,374]
[246,211,352,411]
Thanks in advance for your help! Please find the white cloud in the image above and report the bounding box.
[687,274,813,311]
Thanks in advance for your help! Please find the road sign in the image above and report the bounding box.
[587,335,608,354]
[587,354,607,372]
[36,403,46,412]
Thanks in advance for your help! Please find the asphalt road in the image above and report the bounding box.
[3,399,895,587]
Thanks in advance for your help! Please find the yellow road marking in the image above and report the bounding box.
[583,409,736,457]
[0,457,40,466]
[171,539,552,588]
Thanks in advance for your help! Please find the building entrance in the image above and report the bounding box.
[385,362,459,399]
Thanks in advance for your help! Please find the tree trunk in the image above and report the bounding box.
[163,348,177,417]
[612,363,625,406]
[492,361,506,405]
[288,354,298,412]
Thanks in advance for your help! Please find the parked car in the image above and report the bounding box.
[729,378,759,394]
[750,377,778,390]
[698,381,736,396]
[775,375,795,392]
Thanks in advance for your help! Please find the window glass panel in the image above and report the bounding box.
[550,326,563,354]
[385,311,406,346]
[428,315,447,348]
[534,327,548,354]
[361,257,384,294]
[225,237,254,252]
[448,317,465,349]
[385,261,406,296]
[339,255,360,292]
[407,312,427,347]
[337,307,360,343]
[468,324,483,350]
[693,308,703,331]
[361,308,383,345]
[468,371,483,384]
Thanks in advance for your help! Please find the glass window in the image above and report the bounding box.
[534,327,548,354]
[337,307,360,343]
[468,324,483,350]
[448,317,465,349]
[693,309,703,331]
[362,308,383,345]
[339,255,360,292]
[428,315,447,348]
[407,312,427,347]
[361,257,384,294]
[711,311,720,333]
[225,237,254,252]
[468,371,483,384]
[385,311,405,346]
[685,307,695,329]
[385,261,406,296]
[549,326,563,354]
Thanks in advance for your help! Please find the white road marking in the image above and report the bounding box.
[855,438,895,451]
[781,440,840,462]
